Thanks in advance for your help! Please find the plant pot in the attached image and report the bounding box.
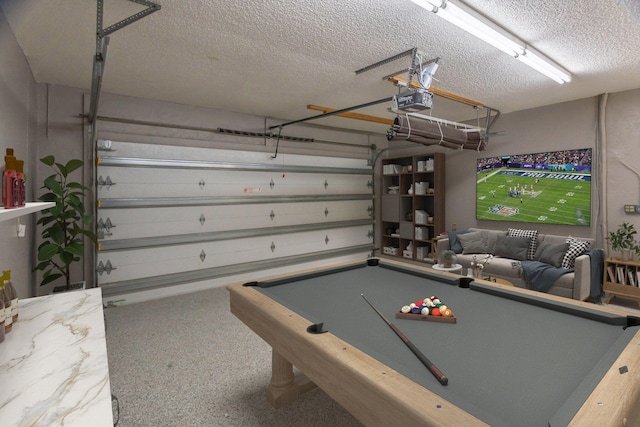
[51,281,86,294]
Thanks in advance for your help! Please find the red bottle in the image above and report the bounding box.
[15,159,25,207]
[3,149,17,208]
[3,158,17,209]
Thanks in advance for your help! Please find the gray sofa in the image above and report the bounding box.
[436,227,595,300]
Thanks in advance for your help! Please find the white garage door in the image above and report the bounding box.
[96,141,373,296]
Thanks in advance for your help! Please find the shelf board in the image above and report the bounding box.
[0,202,55,222]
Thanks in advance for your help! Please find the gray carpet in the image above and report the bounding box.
[104,286,363,427]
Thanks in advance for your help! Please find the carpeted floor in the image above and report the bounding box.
[104,286,363,427]
[105,286,640,426]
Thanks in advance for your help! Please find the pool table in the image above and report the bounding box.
[227,258,640,426]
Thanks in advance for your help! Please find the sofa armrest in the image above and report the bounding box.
[572,254,591,301]
[436,237,451,259]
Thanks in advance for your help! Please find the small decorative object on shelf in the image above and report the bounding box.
[470,254,493,278]
[439,250,457,268]
[606,222,640,261]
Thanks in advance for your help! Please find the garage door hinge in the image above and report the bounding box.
[96,260,116,275]
[98,175,115,189]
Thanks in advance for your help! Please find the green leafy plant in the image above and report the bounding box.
[34,156,96,289]
[439,249,457,267]
[606,222,639,258]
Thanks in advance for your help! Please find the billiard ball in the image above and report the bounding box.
[441,308,454,317]
[401,305,411,313]
[421,307,430,315]
[431,307,441,316]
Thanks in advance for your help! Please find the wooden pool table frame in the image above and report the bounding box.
[227,258,640,426]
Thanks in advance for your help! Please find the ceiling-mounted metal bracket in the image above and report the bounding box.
[87,0,161,125]
[97,0,161,41]
[354,48,418,75]
[354,47,438,85]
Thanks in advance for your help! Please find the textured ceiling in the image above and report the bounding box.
[2,0,640,134]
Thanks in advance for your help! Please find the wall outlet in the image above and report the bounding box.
[624,205,640,214]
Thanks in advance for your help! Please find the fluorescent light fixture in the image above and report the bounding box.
[517,48,572,84]
[409,0,571,83]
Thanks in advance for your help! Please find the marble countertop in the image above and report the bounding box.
[0,288,113,426]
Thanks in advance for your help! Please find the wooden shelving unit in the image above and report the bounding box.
[603,258,640,302]
[380,152,445,263]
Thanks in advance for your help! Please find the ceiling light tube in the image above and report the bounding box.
[517,49,572,83]
[409,0,572,84]
[434,1,522,56]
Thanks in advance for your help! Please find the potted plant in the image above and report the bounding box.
[34,155,96,292]
[606,222,639,260]
[439,250,457,268]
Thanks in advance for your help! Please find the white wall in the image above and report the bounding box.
[442,93,640,250]
[603,89,640,234]
[0,10,38,298]
[443,97,597,239]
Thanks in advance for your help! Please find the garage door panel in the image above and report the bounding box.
[97,225,372,285]
[98,200,372,240]
[98,168,370,199]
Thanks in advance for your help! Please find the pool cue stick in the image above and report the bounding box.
[361,293,448,386]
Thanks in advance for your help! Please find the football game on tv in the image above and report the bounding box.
[476,148,592,226]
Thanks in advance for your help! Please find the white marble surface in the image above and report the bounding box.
[0,288,113,426]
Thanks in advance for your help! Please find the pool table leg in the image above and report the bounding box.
[266,348,317,408]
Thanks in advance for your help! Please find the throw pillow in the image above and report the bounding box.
[508,228,539,260]
[562,237,591,269]
[448,230,469,254]
[535,241,570,268]
[484,230,508,254]
[493,235,530,261]
[458,231,486,254]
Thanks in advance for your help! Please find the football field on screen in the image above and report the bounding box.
[476,169,591,226]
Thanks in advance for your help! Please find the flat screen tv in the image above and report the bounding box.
[476,148,591,226]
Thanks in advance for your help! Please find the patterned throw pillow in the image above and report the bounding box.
[561,237,591,269]
[507,228,539,260]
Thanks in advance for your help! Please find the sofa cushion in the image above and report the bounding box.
[493,235,530,261]
[508,228,539,260]
[484,229,507,253]
[458,231,486,254]
[562,237,591,269]
[535,241,570,268]
[448,230,470,254]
